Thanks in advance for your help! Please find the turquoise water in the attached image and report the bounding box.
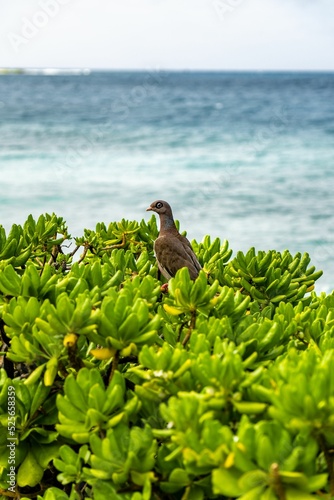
[0,71,333,291]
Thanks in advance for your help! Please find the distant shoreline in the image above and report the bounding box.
[0,68,91,75]
[1,68,334,76]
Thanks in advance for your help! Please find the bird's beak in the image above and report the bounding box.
[146,206,153,211]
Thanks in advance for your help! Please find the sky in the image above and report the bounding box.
[1,0,334,70]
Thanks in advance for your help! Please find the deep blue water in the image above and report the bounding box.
[0,71,333,291]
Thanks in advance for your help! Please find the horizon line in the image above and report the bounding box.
[1,67,334,73]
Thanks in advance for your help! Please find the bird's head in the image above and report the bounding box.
[146,200,172,216]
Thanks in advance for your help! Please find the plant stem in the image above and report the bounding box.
[69,244,80,257]
[270,463,286,500]
[182,310,197,347]
[77,245,89,264]
[103,233,127,250]
[109,350,120,383]
[0,488,16,497]
[318,433,334,496]
[177,319,188,342]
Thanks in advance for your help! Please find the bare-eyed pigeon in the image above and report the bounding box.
[146,200,201,280]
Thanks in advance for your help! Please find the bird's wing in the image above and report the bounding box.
[154,234,201,280]
[178,234,202,274]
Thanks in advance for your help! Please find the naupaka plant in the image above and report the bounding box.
[0,213,332,500]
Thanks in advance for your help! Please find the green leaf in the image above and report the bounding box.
[57,395,85,422]
[238,485,267,500]
[35,442,60,468]
[168,467,190,486]
[36,487,72,500]
[30,381,50,416]
[212,468,243,496]
[119,313,140,341]
[238,470,268,491]
[306,473,328,492]
[285,488,319,500]
[233,401,267,415]
[17,450,44,487]
[64,375,88,412]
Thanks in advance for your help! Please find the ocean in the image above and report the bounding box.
[0,71,333,291]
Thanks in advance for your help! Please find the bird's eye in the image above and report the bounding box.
[156,202,163,209]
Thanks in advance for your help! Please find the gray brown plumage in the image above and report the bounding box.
[146,200,201,280]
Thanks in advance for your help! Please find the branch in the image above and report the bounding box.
[109,350,120,383]
[270,463,286,500]
[182,310,197,347]
[318,433,334,496]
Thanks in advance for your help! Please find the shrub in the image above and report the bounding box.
[0,213,333,499]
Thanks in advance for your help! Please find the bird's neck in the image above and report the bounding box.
[159,214,178,234]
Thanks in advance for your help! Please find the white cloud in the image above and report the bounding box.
[0,0,333,69]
